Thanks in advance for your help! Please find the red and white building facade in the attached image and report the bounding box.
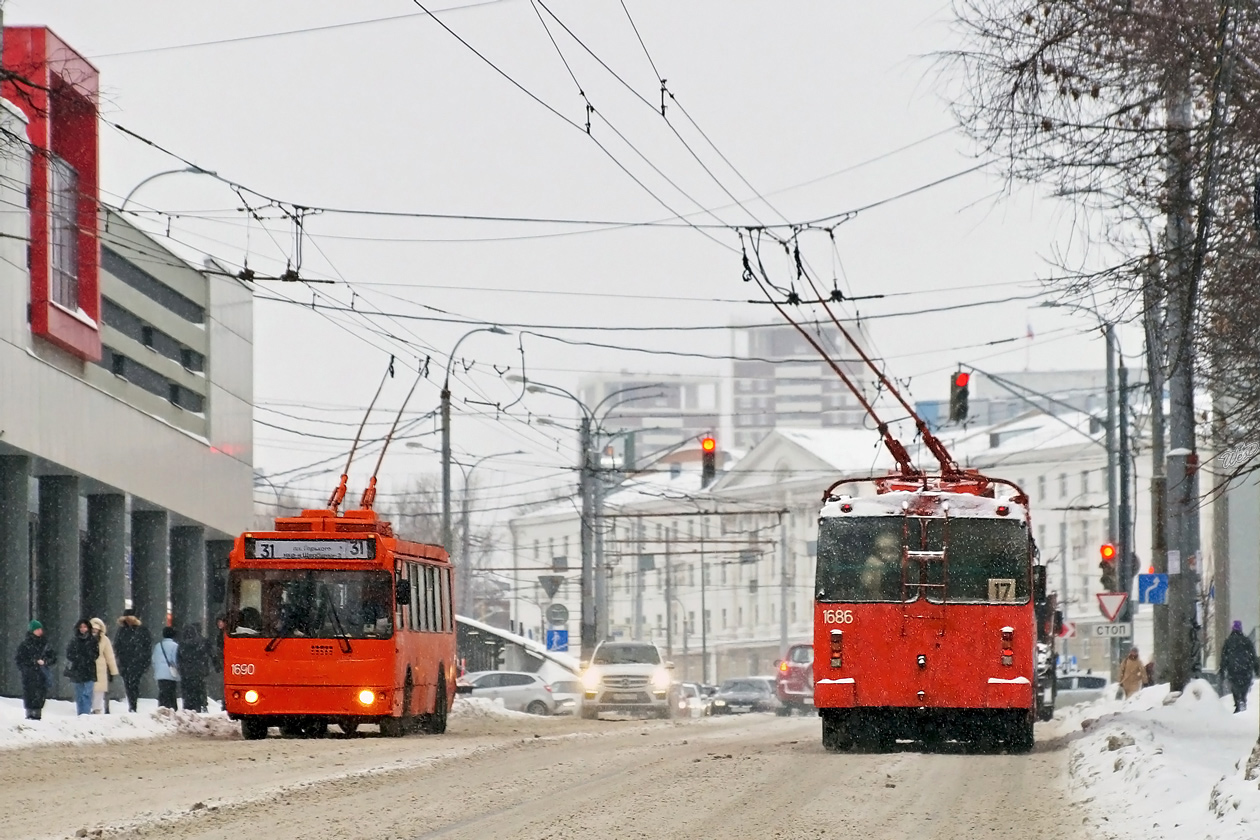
[0,28,254,700]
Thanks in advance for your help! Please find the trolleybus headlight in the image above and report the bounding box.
[244,690,259,705]
[357,689,376,706]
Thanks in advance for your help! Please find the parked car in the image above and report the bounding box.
[580,640,674,719]
[550,679,583,715]
[1055,672,1110,707]
[458,671,556,715]
[775,643,814,715]
[710,677,781,714]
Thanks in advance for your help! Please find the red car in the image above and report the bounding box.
[775,643,815,715]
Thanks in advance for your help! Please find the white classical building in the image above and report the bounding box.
[504,406,1249,683]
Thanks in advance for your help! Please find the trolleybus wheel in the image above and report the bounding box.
[421,669,449,734]
[280,718,304,738]
[379,715,405,738]
[1008,713,1034,754]
[401,671,417,734]
[821,711,854,752]
[241,717,269,741]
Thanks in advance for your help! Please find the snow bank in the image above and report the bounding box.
[0,695,237,749]
[1060,678,1260,840]
[449,696,534,721]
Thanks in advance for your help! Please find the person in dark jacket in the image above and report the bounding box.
[1220,620,1259,713]
[177,623,211,713]
[113,609,152,713]
[65,619,100,715]
[14,621,54,720]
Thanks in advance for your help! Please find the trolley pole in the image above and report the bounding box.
[441,387,452,555]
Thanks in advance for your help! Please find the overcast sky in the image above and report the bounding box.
[13,0,1147,529]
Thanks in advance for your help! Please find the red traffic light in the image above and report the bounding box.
[953,372,970,388]
[701,436,716,452]
[1099,543,1117,561]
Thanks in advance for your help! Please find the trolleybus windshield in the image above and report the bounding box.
[816,516,1030,604]
[227,569,395,639]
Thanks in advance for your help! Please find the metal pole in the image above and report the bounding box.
[1211,385,1230,672]
[1144,262,1169,679]
[700,523,708,684]
[664,527,673,658]
[594,465,608,644]
[779,510,789,657]
[1118,363,1133,622]
[441,387,452,554]
[459,471,473,617]
[1105,324,1119,547]
[510,523,520,636]
[579,415,596,661]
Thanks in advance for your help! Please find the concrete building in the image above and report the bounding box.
[0,28,253,699]
[730,322,870,450]
[578,374,722,466]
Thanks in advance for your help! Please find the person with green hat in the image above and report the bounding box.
[14,620,55,720]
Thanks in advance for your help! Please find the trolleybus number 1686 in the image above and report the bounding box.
[822,609,855,624]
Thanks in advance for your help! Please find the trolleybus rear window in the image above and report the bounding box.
[227,569,394,639]
[816,516,1030,603]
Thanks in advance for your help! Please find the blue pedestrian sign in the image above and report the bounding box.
[545,629,569,652]
[1138,573,1169,605]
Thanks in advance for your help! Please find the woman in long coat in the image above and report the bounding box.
[89,617,119,713]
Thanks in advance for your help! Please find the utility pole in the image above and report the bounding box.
[1144,261,1169,678]
[1118,362,1133,624]
[664,527,673,658]
[441,386,452,554]
[779,510,789,657]
[633,521,645,641]
[578,415,596,661]
[700,524,708,684]
[594,462,608,644]
[1164,61,1199,693]
[1105,324,1119,549]
[459,477,473,618]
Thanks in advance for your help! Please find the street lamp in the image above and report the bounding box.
[119,166,219,212]
[513,376,664,660]
[452,450,524,618]
[441,326,509,563]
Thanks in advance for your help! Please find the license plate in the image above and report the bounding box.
[612,693,638,702]
[732,705,750,711]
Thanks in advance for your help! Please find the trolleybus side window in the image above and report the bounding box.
[815,517,904,602]
[428,566,440,632]
[410,566,422,631]
[440,568,452,631]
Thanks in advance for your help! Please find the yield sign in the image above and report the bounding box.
[1097,592,1128,622]
[1057,621,1076,640]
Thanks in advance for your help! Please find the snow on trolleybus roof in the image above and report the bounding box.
[819,487,1030,522]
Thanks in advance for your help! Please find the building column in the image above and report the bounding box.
[206,539,233,701]
[0,455,31,698]
[83,493,127,702]
[170,525,207,634]
[131,510,168,698]
[82,494,126,624]
[36,475,80,699]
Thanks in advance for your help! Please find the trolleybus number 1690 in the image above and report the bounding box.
[822,609,855,624]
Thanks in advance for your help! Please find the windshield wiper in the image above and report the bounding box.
[325,597,353,654]
[264,629,290,653]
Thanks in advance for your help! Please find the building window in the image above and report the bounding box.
[1059,473,1067,498]
[1081,470,1090,495]
[168,383,181,407]
[721,608,727,628]
[141,325,155,348]
[50,155,80,310]
[1037,475,1046,501]
[110,352,125,378]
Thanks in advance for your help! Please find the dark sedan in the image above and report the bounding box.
[709,678,781,714]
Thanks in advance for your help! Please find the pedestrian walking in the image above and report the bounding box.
[114,609,152,713]
[152,626,180,710]
[1119,647,1146,698]
[65,619,100,715]
[88,617,119,714]
[14,621,55,720]
[1220,620,1259,713]
[212,614,227,702]
[177,623,211,713]
[1144,659,1156,687]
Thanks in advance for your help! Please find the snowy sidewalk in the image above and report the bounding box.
[1048,679,1260,840]
[0,695,237,749]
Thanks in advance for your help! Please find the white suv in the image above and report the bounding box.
[580,641,674,719]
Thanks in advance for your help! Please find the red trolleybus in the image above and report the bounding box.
[813,473,1048,753]
[223,507,457,740]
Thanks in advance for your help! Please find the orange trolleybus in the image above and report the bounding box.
[812,472,1050,753]
[223,506,457,739]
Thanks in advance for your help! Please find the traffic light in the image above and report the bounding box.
[1099,543,1118,591]
[701,436,717,488]
[949,371,970,423]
